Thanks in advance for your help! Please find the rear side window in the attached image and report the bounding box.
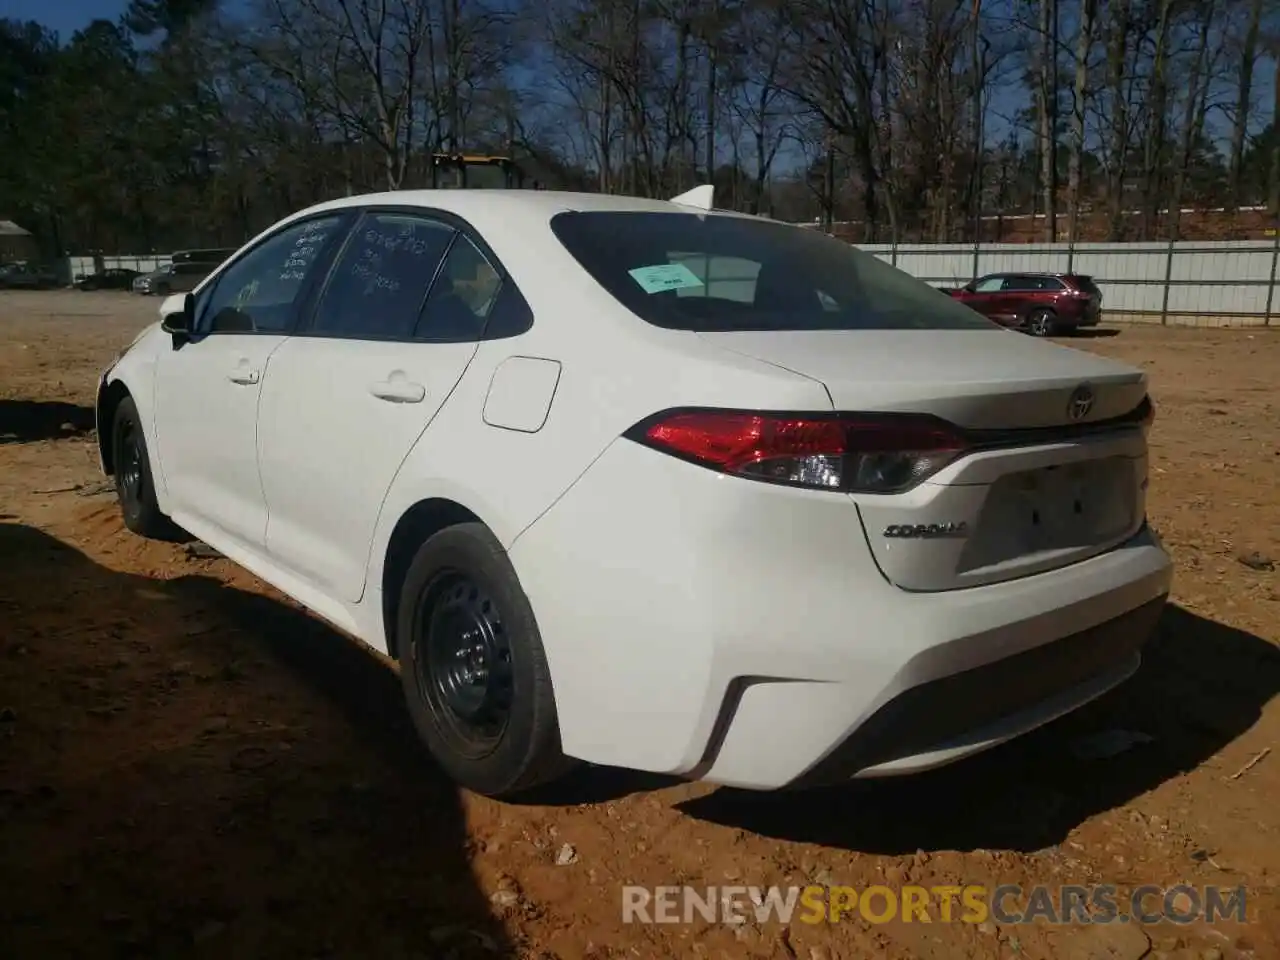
[549,212,996,332]
[311,213,455,339]
[415,234,501,340]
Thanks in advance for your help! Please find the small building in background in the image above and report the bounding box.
[0,219,38,264]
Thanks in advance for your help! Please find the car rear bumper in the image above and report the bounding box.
[1064,302,1102,326]
[773,595,1159,787]
[510,438,1173,790]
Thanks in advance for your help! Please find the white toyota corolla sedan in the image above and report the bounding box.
[95,186,1172,798]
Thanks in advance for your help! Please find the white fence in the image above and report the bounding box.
[64,254,173,280]
[855,239,1280,326]
[61,237,1280,326]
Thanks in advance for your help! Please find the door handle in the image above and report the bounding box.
[369,379,425,403]
[227,369,260,385]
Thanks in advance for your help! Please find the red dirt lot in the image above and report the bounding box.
[1,290,1277,960]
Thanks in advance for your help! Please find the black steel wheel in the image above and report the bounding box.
[416,570,514,758]
[397,522,575,797]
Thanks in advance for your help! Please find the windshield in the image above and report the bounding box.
[549,212,998,332]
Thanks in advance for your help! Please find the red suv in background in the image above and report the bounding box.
[946,272,1102,336]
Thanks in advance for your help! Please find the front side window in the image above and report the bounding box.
[550,212,999,332]
[310,212,456,339]
[972,276,1005,293]
[198,214,347,334]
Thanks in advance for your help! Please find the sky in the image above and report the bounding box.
[1,0,129,40]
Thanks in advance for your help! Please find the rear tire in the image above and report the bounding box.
[1027,308,1056,337]
[397,522,576,798]
[112,396,180,540]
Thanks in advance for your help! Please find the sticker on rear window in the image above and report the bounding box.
[627,263,704,294]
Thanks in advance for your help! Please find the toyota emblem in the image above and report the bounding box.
[1067,384,1095,421]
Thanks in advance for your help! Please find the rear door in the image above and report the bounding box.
[256,208,499,602]
[996,275,1040,325]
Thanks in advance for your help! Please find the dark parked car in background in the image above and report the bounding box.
[0,262,59,289]
[131,261,213,295]
[946,272,1102,336]
[74,267,142,291]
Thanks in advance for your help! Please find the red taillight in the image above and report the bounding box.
[627,410,969,494]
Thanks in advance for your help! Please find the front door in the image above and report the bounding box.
[151,211,351,553]
[961,274,1007,322]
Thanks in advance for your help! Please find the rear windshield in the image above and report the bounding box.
[1072,275,1102,295]
[549,211,998,332]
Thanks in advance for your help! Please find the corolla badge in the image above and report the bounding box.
[883,522,969,539]
[1067,383,1095,421]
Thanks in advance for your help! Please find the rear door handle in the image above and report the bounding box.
[369,378,425,403]
[227,369,260,385]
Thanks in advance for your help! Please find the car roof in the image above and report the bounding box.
[292,188,759,225]
[987,271,1091,279]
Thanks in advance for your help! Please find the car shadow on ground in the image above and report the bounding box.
[0,521,513,959]
[674,604,1279,854]
[1064,327,1121,339]
[0,399,95,443]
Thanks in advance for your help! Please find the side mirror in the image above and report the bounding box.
[160,293,194,346]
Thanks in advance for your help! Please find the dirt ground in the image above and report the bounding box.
[1,290,1277,960]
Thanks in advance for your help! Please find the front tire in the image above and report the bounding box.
[1027,308,1057,337]
[397,522,575,798]
[112,396,179,540]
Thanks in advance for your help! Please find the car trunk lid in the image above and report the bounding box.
[699,328,1151,591]
[699,329,1147,428]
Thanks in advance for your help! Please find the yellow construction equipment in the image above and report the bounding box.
[429,153,530,190]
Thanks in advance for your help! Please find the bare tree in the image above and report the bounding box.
[1035,0,1058,241]
[1226,0,1264,212]
[1103,0,1132,238]
[1141,0,1175,238]
[1066,0,1096,247]
[1168,0,1219,239]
